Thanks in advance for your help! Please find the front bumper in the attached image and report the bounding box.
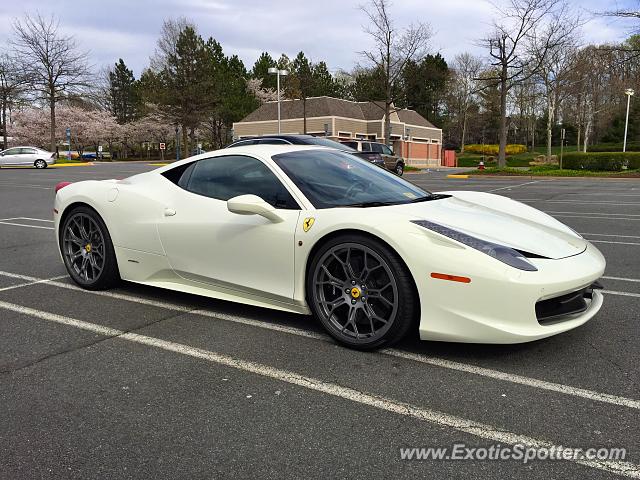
[410,241,606,344]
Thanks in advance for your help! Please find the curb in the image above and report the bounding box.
[447,174,469,179]
[51,162,94,168]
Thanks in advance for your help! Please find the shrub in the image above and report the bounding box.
[463,144,527,155]
[588,142,640,152]
[562,152,640,171]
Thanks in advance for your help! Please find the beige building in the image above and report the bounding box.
[232,96,443,167]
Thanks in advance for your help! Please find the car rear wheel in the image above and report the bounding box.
[395,163,404,176]
[60,206,120,290]
[34,159,47,169]
[308,234,417,350]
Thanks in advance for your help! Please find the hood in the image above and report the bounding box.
[397,192,586,260]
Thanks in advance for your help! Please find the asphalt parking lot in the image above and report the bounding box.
[0,162,638,479]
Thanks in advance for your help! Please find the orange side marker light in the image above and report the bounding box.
[431,272,471,283]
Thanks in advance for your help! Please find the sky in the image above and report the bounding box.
[0,0,637,76]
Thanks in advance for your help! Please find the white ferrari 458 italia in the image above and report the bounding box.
[54,145,605,350]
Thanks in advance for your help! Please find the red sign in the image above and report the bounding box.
[159,143,166,150]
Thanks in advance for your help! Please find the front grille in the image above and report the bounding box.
[536,281,603,325]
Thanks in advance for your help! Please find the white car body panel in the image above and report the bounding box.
[54,145,605,343]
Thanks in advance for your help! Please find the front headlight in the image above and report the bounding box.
[411,220,538,272]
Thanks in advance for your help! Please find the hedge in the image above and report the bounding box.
[562,152,640,171]
[464,144,527,155]
[588,142,640,153]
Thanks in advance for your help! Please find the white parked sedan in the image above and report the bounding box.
[53,145,605,350]
[0,146,56,168]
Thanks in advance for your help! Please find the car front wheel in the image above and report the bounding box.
[307,234,417,350]
[395,163,404,176]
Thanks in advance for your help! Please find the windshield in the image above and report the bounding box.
[303,137,357,152]
[273,149,432,208]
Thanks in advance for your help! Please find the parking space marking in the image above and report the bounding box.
[520,200,640,206]
[603,290,640,298]
[547,211,640,217]
[583,233,640,239]
[0,270,638,410]
[487,180,543,192]
[0,298,637,478]
[603,276,640,283]
[590,240,640,246]
[552,215,640,222]
[0,275,68,293]
[0,183,51,190]
[0,221,54,230]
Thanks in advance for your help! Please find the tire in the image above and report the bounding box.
[395,163,404,176]
[307,233,417,350]
[34,159,47,169]
[60,206,120,290]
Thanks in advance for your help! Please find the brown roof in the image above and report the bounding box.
[397,109,436,128]
[240,96,437,128]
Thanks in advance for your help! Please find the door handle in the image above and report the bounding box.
[164,208,177,217]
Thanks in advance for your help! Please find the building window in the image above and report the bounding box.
[338,131,351,138]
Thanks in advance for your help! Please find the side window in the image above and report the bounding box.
[256,138,289,145]
[3,148,21,155]
[381,145,393,155]
[229,139,256,147]
[370,143,384,154]
[186,155,299,209]
[361,142,371,152]
[20,148,36,154]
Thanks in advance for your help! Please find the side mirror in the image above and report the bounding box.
[227,194,283,223]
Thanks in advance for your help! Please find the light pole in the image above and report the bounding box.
[560,127,565,170]
[623,88,635,152]
[268,67,288,134]
[175,126,180,161]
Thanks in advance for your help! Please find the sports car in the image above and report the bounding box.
[53,145,605,350]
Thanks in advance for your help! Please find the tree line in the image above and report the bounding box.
[0,0,638,163]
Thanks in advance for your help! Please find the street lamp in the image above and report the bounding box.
[623,88,635,152]
[268,67,288,134]
[175,126,180,161]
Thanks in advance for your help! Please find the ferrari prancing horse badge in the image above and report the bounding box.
[303,217,315,232]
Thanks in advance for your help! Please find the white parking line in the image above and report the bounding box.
[603,276,640,283]
[0,299,637,478]
[0,221,54,230]
[16,217,53,223]
[0,270,638,411]
[603,290,640,298]
[0,183,51,190]
[583,233,640,239]
[487,180,542,192]
[0,275,68,293]
[521,200,640,206]
[547,211,640,217]
[552,215,640,222]
[590,240,640,246]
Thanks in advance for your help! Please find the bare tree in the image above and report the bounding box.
[359,0,432,145]
[531,6,582,160]
[0,54,29,149]
[11,13,90,152]
[479,0,566,167]
[150,17,195,71]
[450,53,484,152]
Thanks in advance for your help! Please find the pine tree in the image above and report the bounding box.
[108,59,141,124]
